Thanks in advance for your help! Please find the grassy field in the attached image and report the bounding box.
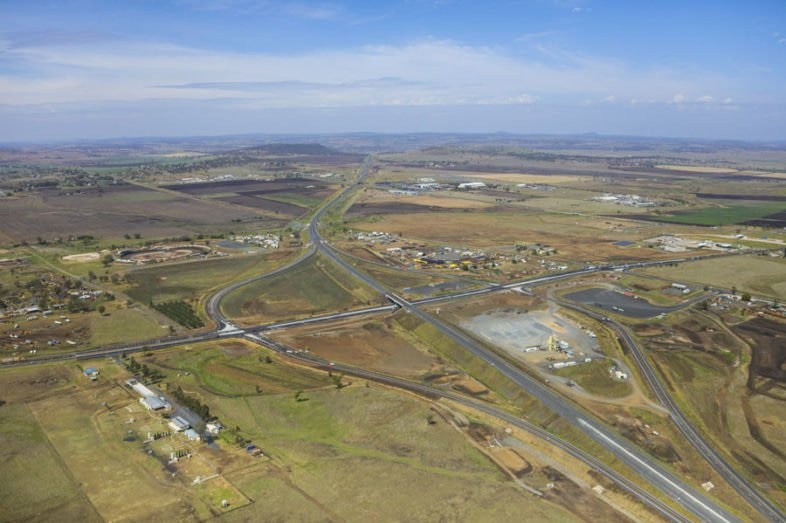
[221,254,383,325]
[144,341,333,396]
[124,252,290,304]
[0,348,584,522]
[218,386,579,522]
[0,403,100,522]
[616,274,692,305]
[553,360,632,397]
[89,304,169,346]
[640,254,786,299]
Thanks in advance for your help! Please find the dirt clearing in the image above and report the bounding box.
[270,315,438,376]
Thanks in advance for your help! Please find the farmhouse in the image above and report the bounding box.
[83,367,99,380]
[184,428,201,441]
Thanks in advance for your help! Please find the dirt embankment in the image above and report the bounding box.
[611,415,680,463]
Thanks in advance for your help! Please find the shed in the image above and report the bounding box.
[168,416,190,432]
[140,396,169,411]
[184,428,201,441]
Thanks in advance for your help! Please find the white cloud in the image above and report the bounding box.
[669,93,686,104]
[509,93,538,104]
[697,95,714,103]
[515,31,556,42]
[0,38,744,111]
[603,95,616,103]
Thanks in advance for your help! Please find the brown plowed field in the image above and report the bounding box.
[216,195,306,216]
[162,178,326,195]
[0,184,266,242]
[346,201,469,217]
[733,317,786,383]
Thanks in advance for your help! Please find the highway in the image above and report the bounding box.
[241,329,690,523]
[556,296,786,523]
[204,155,374,328]
[4,156,780,521]
[304,164,740,522]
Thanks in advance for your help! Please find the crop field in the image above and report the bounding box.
[0,182,276,244]
[640,254,786,299]
[124,251,292,304]
[161,178,337,219]
[222,254,384,325]
[347,191,498,217]
[627,202,786,226]
[655,164,739,174]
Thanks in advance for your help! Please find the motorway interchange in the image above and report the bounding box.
[11,158,785,523]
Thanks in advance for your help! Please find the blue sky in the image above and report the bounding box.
[1,0,785,141]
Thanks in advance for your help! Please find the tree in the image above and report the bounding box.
[101,254,114,267]
[741,293,752,302]
[98,305,106,315]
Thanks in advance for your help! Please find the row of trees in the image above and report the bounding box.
[170,385,211,420]
[124,356,165,383]
[152,300,204,328]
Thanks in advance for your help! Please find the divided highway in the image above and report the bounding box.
[5,156,781,522]
[557,298,785,523]
[306,164,740,522]
[242,329,690,523]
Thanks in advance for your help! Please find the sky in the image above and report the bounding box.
[1,0,785,142]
